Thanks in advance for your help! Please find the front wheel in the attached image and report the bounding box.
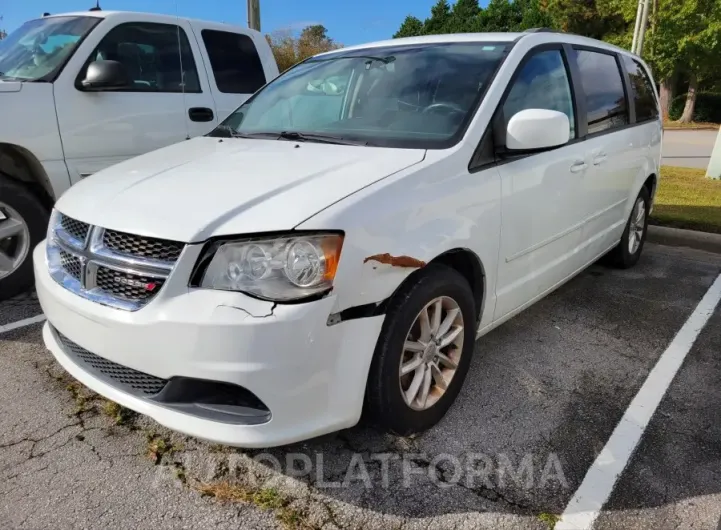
[364,264,477,436]
[605,186,650,269]
[0,176,49,300]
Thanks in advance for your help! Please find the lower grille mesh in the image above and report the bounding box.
[54,328,167,397]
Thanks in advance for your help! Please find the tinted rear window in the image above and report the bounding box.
[201,30,266,94]
[573,49,629,134]
[622,56,659,122]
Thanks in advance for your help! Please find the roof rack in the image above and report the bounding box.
[524,28,557,33]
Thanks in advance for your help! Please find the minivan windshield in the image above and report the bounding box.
[211,42,509,149]
[0,16,100,82]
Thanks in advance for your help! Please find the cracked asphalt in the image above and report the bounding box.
[1,243,720,530]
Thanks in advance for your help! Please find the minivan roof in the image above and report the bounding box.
[315,31,639,62]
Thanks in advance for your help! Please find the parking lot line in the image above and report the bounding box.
[0,314,46,335]
[557,273,721,530]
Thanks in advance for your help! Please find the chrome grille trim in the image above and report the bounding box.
[48,214,185,311]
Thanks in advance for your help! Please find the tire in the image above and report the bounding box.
[0,176,49,300]
[364,264,477,436]
[605,186,650,269]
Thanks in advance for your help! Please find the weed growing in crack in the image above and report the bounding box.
[196,482,315,529]
[101,400,138,426]
[538,512,560,529]
[146,432,174,465]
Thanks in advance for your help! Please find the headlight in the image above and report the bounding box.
[198,233,344,301]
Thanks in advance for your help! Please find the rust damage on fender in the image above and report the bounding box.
[363,253,426,268]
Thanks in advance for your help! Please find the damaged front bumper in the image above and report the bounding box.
[34,241,385,448]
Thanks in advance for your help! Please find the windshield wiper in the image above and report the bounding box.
[207,125,261,139]
[275,131,367,146]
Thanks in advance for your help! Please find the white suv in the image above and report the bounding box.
[34,30,662,448]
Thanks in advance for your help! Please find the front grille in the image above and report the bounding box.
[60,215,90,243]
[103,229,184,262]
[59,249,82,281]
[49,214,185,311]
[54,327,167,397]
[95,267,165,302]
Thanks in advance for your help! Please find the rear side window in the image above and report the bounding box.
[573,49,628,134]
[622,56,659,122]
[201,30,266,94]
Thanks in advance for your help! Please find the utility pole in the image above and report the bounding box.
[631,0,644,53]
[633,0,651,56]
[247,0,260,31]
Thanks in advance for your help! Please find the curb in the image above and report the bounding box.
[647,225,721,254]
[663,127,719,131]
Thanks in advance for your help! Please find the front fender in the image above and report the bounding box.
[298,155,502,330]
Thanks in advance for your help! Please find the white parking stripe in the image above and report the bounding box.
[0,314,46,335]
[558,273,721,530]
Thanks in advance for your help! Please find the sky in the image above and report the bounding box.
[0,0,443,45]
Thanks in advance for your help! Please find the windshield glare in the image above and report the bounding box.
[0,16,99,81]
[215,43,508,149]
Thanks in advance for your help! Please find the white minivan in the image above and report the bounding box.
[34,30,662,448]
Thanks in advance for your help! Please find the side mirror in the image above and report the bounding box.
[81,60,130,90]
[506,109,570,151]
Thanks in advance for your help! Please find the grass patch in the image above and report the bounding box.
[538,512,561,528]
[663,120,719,130]
[196,482,314,529]
[650,166,721,233]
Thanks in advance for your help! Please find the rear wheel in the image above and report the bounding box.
[365,264,476,436]
[0,176,49,300]
[605,186,650,269]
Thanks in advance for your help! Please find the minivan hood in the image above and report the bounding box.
[56,137,425,242]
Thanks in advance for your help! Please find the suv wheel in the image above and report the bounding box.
[605,186,650,269]
[0,176,49,300]
[365,264,476,436]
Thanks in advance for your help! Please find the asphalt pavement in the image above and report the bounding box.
[662,129,718,169]
[1,243,720,529]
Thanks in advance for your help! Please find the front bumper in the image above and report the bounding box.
[34,241,384,448]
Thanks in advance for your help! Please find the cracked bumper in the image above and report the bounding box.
[34,242,385,448]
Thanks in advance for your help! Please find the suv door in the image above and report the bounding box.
[490,46,588,319]
[569,47,636,258]
[54,19,218,182]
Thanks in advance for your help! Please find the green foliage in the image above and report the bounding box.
[394,0,555,38]
[394,16,425,38]
[668,92,721,122]
[546,0,626,39]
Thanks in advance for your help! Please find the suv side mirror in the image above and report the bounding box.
[506,109,570,152]
[81,60,130,90]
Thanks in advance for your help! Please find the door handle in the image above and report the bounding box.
[593,153,608,165]
[188,107,214,122]
[570,161,588,173]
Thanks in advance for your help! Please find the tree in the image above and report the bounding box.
[265,24,341,73]
[546,0,625,39]
[394,15,424,38]
[394,0,554,37]
[0,14,5,40]
[424,0,453,34]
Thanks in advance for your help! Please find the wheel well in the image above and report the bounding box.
[0,144,55,210]
[643,173,657,200]
[430,249,485,323]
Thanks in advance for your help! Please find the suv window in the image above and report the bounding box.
[201,30,266,94]
[622,56,659,122]
[86,22,200,92]
[501,49,576,140]
[573,49,628,134]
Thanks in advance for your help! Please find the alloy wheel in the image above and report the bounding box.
[399,296,465,411]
